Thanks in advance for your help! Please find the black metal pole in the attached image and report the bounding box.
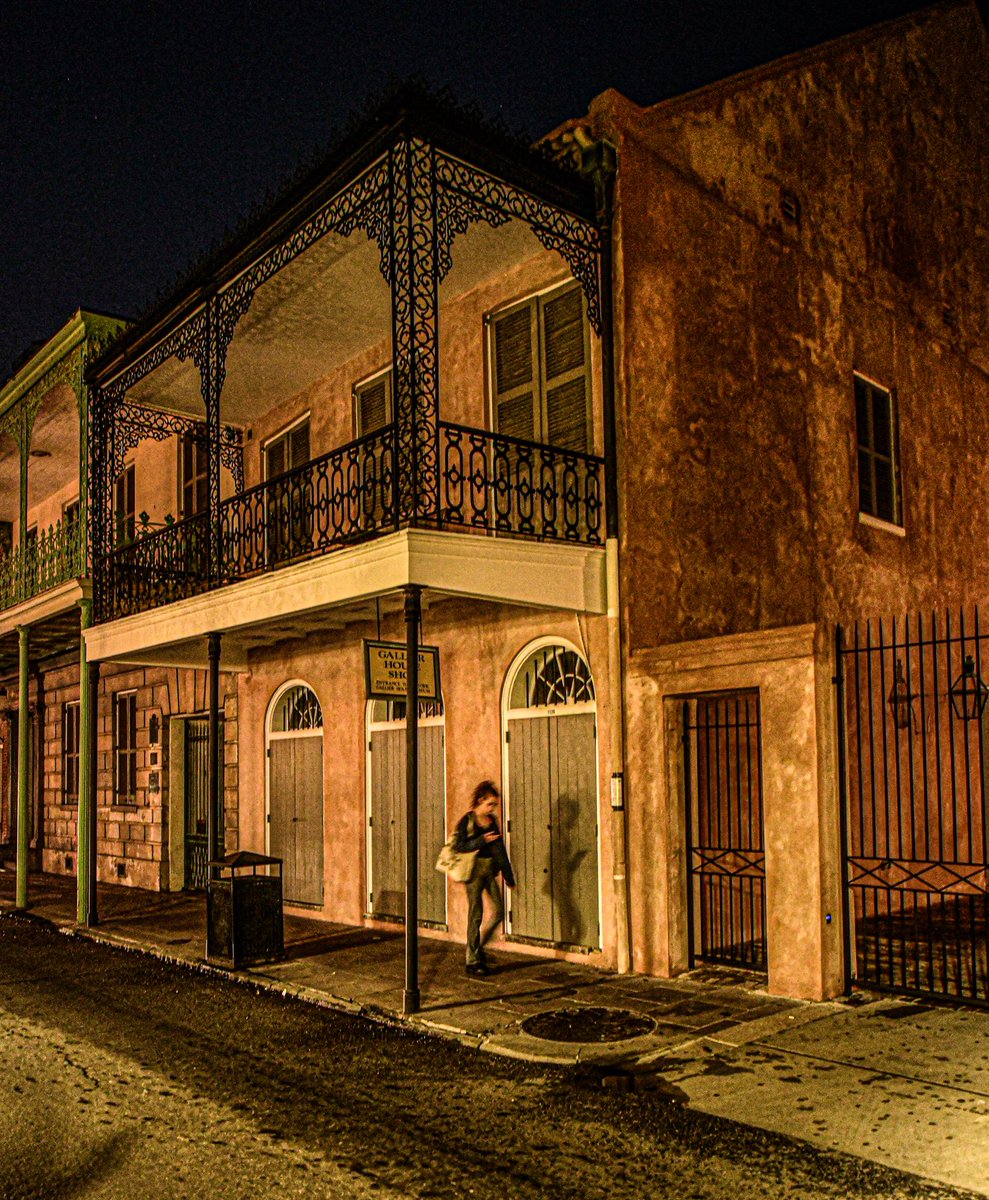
[87,660,100,926]
[835,625,853,995]
[403,586,421,1014]
[207,632,222,875]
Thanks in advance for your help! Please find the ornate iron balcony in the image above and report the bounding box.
[0,515,86,612]
[101,421,604,622]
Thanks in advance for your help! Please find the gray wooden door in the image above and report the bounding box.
[508,712,598,946]
[269,734,323,905]
[369,723,445,924]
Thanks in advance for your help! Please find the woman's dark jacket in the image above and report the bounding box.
[453,813,515,887]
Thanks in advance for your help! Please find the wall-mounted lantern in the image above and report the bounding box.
[949,655,989,722]
[887,659,915,731]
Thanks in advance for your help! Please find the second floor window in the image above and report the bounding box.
[114,464,136,547]
[180,431,208,519]
[855,375,901,526]
[63,499,80,529]
[113,690,138,804]
[265,418,310,480]
[354,371,393,438]
[63,702,80,802]
[488,282,591,453]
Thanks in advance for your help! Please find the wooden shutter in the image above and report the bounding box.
[289,421,310,470]
[356,374,392,436]
[540,286,589,453]
[265,437,286,481]
[492,303,537,441]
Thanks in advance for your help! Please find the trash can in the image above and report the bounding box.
[206,850,284,968]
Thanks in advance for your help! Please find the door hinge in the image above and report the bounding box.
[505,730,511,744]
[368,816,373,827]
[506,820,511,833]
[266,747,271,758]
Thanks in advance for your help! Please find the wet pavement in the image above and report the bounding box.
[3,868,988,1196]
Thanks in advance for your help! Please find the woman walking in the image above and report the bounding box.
[454,780,515,977]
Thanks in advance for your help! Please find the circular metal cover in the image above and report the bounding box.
[520,1006,656,1043]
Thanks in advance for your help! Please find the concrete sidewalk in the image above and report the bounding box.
[2,869,987,1196]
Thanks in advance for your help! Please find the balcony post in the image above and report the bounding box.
[15,625,29,910]
[388,136,439,528]
[87,659,100,925]
[205,300,223,589]
[207,631,222,873]
[403,585,421,1015]
[77,599,94,926]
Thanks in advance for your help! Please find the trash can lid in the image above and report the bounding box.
[208,849,282,868]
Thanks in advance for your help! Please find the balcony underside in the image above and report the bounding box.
[84,528,606,669]
[0,578,87,676]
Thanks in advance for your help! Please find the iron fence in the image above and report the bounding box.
[837,610,989,1004]
[0,515,86,611]
[683,691,767,970]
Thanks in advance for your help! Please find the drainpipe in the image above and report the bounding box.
[581,138,631,975]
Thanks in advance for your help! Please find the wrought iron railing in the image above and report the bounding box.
[218,424,396,585]
[102,420,605,620]
[0,516,86,611]
[437,421,604,543]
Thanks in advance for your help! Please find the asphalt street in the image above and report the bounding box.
[0,914,978,1200]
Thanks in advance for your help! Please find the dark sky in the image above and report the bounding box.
[0,0,948,377]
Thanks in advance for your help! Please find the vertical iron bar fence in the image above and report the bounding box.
[683,690,766,969]
[837,607,989,1004]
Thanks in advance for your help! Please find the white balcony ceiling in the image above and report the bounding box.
[125,216,548,428]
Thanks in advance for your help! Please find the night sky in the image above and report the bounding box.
[0,0,958,378]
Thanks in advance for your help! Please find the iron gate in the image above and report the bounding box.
[683,691,766,969]
[184,718,210,889]
[837,610,989,1004]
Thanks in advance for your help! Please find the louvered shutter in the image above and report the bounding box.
[266,437,286,480]
[289,421,310,469]
[541,287,588,453]
[493,304,537,441]
[357,376,391,436]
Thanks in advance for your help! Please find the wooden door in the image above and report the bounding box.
[508,712,599,946]
[369,722,445,924]
[269,734,324,905]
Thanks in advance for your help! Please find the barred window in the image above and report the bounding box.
[113,691,138,803]
[62,702,80,802]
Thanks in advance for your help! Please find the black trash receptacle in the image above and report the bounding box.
[206,850,284,968]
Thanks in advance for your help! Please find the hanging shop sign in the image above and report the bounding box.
[364,640,441,701]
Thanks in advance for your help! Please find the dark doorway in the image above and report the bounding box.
[683,691,767,970]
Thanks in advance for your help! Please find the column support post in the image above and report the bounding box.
[77,599,93,925]
[403,585,421,1015]
[207,632,222,875]
[87,659,100,925]
[15,625,29,910]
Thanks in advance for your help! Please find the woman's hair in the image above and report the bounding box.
[470,780,499,808]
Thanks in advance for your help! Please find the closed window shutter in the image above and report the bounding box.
[289,421,310,469]
[493,305,537,441]
[357,376,390,436]
[266,438,286,480]
[541,287,588,453]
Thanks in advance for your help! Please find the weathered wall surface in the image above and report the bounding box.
[594,1,989,650]
[40,661,237,890]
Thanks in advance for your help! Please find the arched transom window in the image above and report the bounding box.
[270,685,323,732]
[509,645,595,710]
[368,698,444,725]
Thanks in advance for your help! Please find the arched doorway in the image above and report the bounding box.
[503,640,600,948]
[266,682,324,906]
[365,698,446,925]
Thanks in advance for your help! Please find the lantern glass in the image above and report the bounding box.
[949,655,989,722]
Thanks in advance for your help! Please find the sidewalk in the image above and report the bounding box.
[2,868,987,1196]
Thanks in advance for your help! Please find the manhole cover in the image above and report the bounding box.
[521,1006,656,1043]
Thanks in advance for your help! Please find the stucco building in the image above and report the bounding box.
[7,1,987,1005]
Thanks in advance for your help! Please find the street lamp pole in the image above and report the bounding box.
[403,586,421,1015]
